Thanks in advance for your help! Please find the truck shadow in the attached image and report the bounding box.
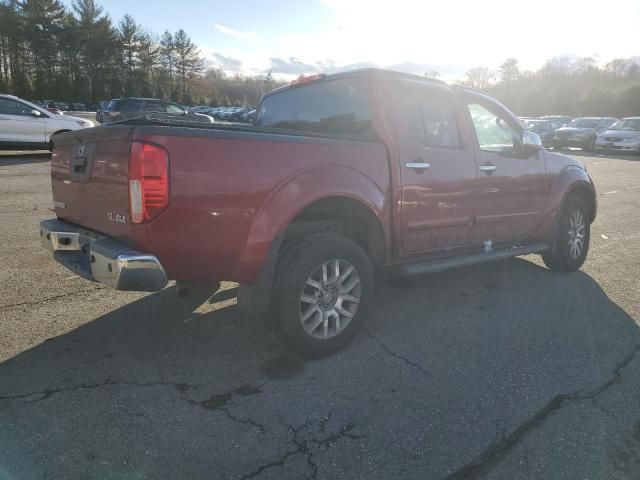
[1,257,638,392]
[1,257,639,478]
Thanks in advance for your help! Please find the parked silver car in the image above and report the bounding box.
[596,117,640,153]
[551,117,617,151]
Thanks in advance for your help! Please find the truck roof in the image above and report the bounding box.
[263,67,448,98]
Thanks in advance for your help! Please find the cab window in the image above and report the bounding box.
[466,102,520,154]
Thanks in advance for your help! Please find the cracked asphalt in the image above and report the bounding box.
[1,151,640,479]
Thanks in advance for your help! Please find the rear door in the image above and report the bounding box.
[394,81,477,255]
[463,93,547,245]
[0,97,46,145]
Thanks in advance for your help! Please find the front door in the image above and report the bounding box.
[395,81,477,256]
[463,94,547,245]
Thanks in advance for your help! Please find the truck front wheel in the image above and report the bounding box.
[272,233,374,358]
[542,196,591,271]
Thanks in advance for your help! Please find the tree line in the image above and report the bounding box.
[461,56,640,118]
[2,0,638,114]
[0,0,283,106]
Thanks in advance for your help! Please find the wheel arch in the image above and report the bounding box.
[236,165,390,316]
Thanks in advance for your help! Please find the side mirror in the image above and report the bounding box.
[522,130,543,156]
[30,109,42,117]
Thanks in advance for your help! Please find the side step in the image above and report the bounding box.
[396,243,549,277]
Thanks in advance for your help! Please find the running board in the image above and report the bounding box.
[396,243,549,277]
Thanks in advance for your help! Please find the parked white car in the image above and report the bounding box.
[0,94,94,150]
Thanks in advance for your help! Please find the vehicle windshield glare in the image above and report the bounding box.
[609,119,640,131]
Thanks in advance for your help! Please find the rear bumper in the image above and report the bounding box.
[40,218,168,292]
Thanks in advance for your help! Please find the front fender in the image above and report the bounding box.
[232,164,389,283]
[542,164,596,238]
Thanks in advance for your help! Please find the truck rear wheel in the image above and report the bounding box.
[542,196,590,271]
[272,233,373,358]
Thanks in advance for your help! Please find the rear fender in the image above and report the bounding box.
[234,164,388,282]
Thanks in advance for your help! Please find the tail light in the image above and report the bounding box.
[129,141,169,224]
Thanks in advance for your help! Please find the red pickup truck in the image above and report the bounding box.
[41,69,596,357]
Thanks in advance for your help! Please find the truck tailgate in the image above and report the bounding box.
[51,126,135,242]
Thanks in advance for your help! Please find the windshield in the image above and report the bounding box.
[609,119,640,131]
[567,118,599,128]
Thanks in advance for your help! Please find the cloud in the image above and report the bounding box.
[269,57,321,75]
[210,52,243,71]
[214,24,261,43]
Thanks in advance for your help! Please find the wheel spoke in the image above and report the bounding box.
[306,278,322,290]
[335,305,354,318]
[301,305,320,323]
[323,311,329,338]
[322,263,328,284]
[337,265,354,284]
[339,276,360,294]
[333,260,340,281]
[339,293,360,304]
[301,293,317,305]
[304,310,324,334]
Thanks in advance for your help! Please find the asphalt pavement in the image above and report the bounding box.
[1,151,639,479]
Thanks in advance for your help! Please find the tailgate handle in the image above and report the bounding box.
[72,156,87,174]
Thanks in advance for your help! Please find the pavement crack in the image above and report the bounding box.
[366,330,432,377]
[238,419,365,480]
[180,382,268,433]
[0,379,196,404]
[0,286,106,312]
[443,345,640,479]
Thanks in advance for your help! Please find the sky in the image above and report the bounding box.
[62,0,640,80]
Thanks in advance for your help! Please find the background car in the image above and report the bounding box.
[540,115,573,126]
[595,117,640,153]
[94,101,109,123]
[102,97,213,124]
[190,105,255,123]
[551,116,617,151]
[524,119,561,147]
[0,94,94,150]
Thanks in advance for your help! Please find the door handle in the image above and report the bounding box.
[478,165,497,172]
[406,162,431,170]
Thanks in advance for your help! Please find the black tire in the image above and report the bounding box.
[272,233,374,358]
[542,196,590,271]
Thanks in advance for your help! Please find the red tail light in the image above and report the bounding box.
[129,141,169,224]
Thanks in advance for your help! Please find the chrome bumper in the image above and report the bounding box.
[40,218,168,292]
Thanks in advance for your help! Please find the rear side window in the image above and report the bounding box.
[401,88,460,149]
[144,101,166,113]
[108,100,141,112]
[256,78,372,137]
